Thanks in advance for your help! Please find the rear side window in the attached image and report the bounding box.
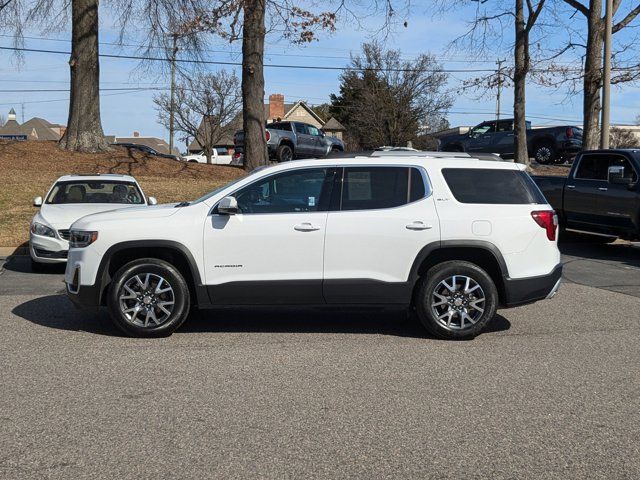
[340,167,427,211]
[575,153,638,182]
[442,168,546,204]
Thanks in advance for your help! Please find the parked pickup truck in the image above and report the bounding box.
[532,149,640,241]
[438,118,583,164]
[183,148,233,165]
[234,121,345,162]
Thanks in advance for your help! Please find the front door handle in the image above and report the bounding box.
[598,187,608,191]
[406,221,433,231]
[294,222,320,232]
[567,185,576,189]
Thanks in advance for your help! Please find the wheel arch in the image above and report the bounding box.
[95,240,206,307]
[409,241,508,305]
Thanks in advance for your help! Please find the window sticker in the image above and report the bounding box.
[308,196,316,207]
[347,172,372,200]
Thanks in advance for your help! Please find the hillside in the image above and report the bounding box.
[0,140,245,247]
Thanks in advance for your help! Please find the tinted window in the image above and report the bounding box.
[496,120,513,132]
[575,154,638,182]
[294,123,308,134]
[470,123,495,137]
[410,168,426,202]
[442,168,546,204]
[307,126,321,136]
[46,181,145,205]
[267,122,292,132]
[234,168,333,214]
[341,167,409,211]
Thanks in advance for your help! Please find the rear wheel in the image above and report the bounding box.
[107,258,190,337]
[276,144,293,162]
[533,143,557,164]
[415,261,498,340]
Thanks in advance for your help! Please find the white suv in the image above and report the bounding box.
[30,174,155,268]
[65,156,562,340]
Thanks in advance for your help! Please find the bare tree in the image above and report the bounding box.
[559,1,640,149]
[329,42,452,149]
[610,127,639,147]
[0,113,6,127]
[154,70,242,164]
[437,0,546,166]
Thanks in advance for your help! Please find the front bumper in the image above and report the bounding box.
[29,233,69,264]
[502,263,563,307]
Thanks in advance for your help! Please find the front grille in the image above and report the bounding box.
[58,229,71,240]
[34,247,68,259]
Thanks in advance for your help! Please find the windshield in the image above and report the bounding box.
[46,181,145,205]
[190,176,248,204]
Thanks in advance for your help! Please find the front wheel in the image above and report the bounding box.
[415,261,498,340]
[107,258,191,337]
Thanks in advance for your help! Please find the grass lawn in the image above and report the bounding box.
[0,140,245,247]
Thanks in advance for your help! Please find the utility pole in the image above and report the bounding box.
[496,59,505,121]
[169,33,179,154]
[20,102,25,123]
[600,0,613,149]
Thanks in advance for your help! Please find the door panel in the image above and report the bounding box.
[323,167,441,304]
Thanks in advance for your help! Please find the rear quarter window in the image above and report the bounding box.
[442,168,546,204]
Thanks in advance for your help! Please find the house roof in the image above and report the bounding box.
[0,119,25,136]
[282,101,325,125]
[187,116,242,151]
[322,116,346,131]
[21,117,62,141]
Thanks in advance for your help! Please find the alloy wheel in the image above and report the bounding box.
[118,273,175,328]
[536,147,552,163]
[431,275,486,330]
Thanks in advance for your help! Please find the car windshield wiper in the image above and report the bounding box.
[175,201,190,208]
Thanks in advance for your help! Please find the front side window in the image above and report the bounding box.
[340,167,426,211]
[470,123,495,137]
[442,168,546,204]
[577,154,638,182]
[46,181,144,205]
[307,126,321,136]
[233,168,333,214]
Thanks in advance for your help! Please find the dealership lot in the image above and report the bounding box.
[0,242,639,479]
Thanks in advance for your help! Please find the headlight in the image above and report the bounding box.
[31,222,56,238]
[69,230,98,248]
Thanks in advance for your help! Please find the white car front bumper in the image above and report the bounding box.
[29,232,70,264]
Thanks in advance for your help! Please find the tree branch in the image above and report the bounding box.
[562,0,589,17]
[613,3,640,33]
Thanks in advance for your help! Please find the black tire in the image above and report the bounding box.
[107,258,191,337]
[415,261,498,340]
[533,143,557,165]
[276,144,294,162]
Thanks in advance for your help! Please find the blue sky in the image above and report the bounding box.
[0,2,638,151]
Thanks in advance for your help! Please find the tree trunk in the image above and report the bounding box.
[513,0,530,166]
[205,147,213,165]
[59,0,109,152]
[582,0,603,150]
[242,0,268,171]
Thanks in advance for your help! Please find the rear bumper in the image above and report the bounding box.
[558,140,582,156]
[502,263,563,307]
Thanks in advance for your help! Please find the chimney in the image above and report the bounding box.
[133,131,140,138]
[268,94,285,121]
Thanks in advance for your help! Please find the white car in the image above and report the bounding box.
[183,148,233,165]
[65,155,561,340]
[30,174,156,268]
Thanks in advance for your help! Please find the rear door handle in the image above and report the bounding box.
[294,222,320,232]
[406,221,433,231]
[567,185,576,189]
[598,187,608,191]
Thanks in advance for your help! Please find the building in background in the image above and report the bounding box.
[107,132,181,156]
[0,108,66,141]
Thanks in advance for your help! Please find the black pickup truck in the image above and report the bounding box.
[438,118,583,164]
[532,149,640,241]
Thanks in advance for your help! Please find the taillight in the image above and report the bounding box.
[531,210,558,241]
[566,127,574,138]
[265,130,271,141]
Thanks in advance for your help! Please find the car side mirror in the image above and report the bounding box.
[33,196,43,207]
[608,165,632,185]
[148,196,158,205]
[217,196,239,215]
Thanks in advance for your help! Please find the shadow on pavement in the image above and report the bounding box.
[2,255,66,275]
[560,241,640,270]
[12,294,511,339]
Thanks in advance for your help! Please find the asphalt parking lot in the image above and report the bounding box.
[1,242,639,479]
